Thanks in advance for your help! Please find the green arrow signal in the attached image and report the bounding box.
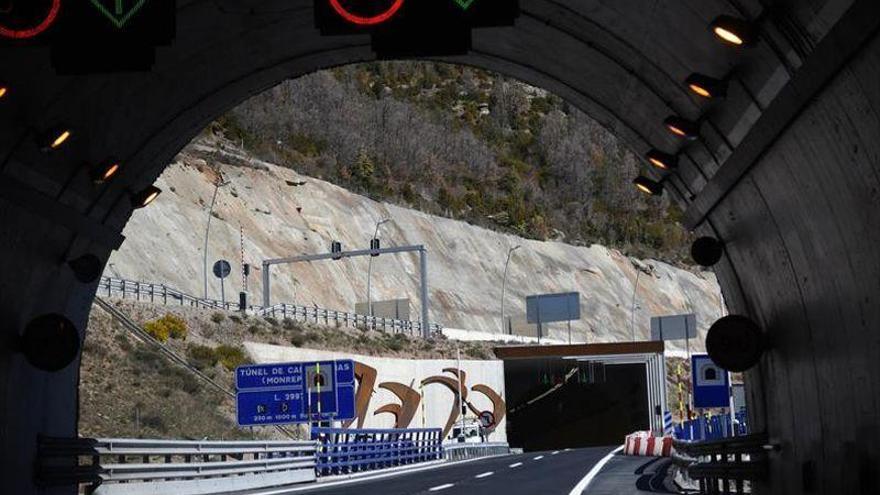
[89,0,149,29]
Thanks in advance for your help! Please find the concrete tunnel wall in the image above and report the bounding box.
[0,1,878,493]
[703,31,880,494]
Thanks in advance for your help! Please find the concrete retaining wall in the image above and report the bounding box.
[245,343,507,443]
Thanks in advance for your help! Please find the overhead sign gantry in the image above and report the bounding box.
[261,244,431,338]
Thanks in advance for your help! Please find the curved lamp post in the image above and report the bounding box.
[500,245,521,334]
[203,177,230,300]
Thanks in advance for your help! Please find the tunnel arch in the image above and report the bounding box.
[1,1,879,494]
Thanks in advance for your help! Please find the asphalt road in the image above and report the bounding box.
[287,447,617,495]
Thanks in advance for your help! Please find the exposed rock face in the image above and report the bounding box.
[107,144,723,352]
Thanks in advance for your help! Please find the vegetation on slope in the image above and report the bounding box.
[218,61,691,264]
[79,300,495,439]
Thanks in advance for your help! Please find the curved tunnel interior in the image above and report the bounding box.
[504,359,648,452]
[1,1,880,494]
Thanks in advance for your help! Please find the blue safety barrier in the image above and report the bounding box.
[311,427,443,476]
[674,412,749,441]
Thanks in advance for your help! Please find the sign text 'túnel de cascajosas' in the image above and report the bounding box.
[235,360,356,426]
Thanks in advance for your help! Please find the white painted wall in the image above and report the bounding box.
[245,343,507,443]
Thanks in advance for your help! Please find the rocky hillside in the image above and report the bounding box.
[106,136,723,351]
[222,61,691,263]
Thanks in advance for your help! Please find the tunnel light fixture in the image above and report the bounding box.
[664,116,700,140]
[38,126,72,151]
[90,159,121,184]
[633,176,663,196]
[131,185,162,209]
[691,236,724,267]
[0,85,7,99]
[710,16,755,46]
[706,315,765,372]
[18,313,81,372]
[645,150,679,171]
[67,254,103,283]
[686,73,728,99]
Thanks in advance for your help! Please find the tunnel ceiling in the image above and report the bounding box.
[0,0,864,258]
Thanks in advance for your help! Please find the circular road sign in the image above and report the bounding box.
[213,260,232,279]
[329,0,405,26]
[479,410,496,428]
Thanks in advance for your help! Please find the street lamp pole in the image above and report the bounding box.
[500,245,521,334]
[203,178,230,300]
[366,219,391,317]
[630,270,642,342]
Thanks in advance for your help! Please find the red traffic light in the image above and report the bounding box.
[328,0,405,26]
[0,0,61,40]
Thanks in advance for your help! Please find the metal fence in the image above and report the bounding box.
[443,442,510,462]
[37,436,318,495]
[311,427,443,476]
[98,277,237,311]
[97,276,442,336]
[672,433,770,494]
[675,412,749,442]
[261,303,441,336]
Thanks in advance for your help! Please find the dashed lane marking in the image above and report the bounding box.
[475,471,494,479]
[429,484,455,491]
[509,462,523,468]
[533,455,545,460]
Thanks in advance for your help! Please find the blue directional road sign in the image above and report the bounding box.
[235,360,356,426]
[691,354,730,409]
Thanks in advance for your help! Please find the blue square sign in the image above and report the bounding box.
[691,354,730,409]
[235,360,356,426]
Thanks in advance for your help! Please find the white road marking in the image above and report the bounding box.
[533,455,545,460]
[552,450,560,455]
[567,446,624,495]
[475,471,494,479]
[429,483,455,491]
[509,462,523,468]
[243,454,497,494]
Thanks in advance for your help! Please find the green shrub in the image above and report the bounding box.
[144,314,188,342]
[131,345,162,370]
[303,331,322,344]
[290,332,306,347]
[210,312,225,324]
[143,321,170,342]
[385,333,408,352]
[215,345,248,371]
[282,318,296,330]
[140,413,165,431]
[247,324,262,335]
[186,344,218,370]
[264,316,279,327]
[229,314,243,324]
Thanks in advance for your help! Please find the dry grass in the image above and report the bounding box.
[79,299,496,440]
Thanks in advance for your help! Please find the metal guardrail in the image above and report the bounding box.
[98,277,236,311]
[673,433,770,494]
[443,442,510,461]
[98,277,442,336]
[37,436,318,495]
[311,427,443,476]
[261,303,441,336]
